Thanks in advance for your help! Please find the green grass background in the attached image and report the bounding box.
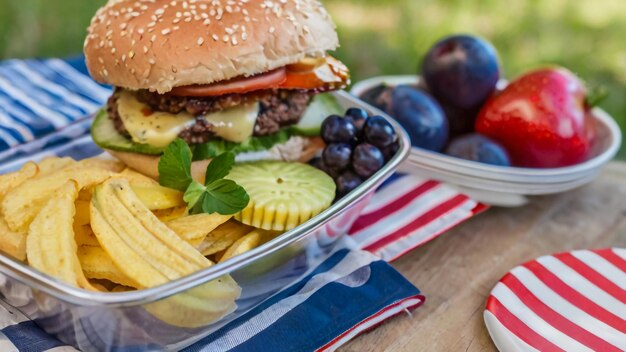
[1,0,625,158]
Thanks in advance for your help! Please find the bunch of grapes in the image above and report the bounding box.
[311,108,399,199]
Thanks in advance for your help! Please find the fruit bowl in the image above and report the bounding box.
[351,75,622,207]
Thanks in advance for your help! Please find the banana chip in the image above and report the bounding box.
[90,179,240,327]
[78,246,138,288]
[74,200,91,226]
[0,218,26,261]
[196,220,253,256]
[166,213,232,244]
[36,157,75,176]
[74,224,100,247]
[118,168,158,186]
[2,166,114,232]
[26,181,93,290]
[131,184,185,210]
[153,206,188,222]
[219,230,262,263]
[0,162,39,261]
[0,162,38,201]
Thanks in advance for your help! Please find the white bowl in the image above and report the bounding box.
[351,75,622,206]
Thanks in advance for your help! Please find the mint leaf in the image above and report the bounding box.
[158,138,193,192]
[202,179,250,215]
[204,152,235,185]
[183,180,206,210]
[158,139,249,215]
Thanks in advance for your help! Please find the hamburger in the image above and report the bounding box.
[84,0,349,179]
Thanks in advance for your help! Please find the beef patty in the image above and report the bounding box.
[108,89,313,144]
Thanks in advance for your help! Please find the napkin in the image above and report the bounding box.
[0,56,483,351]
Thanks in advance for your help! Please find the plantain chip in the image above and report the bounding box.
[219,230,262,263]
[2,166,114,232]
[90,179,240,327]
[166,213,232,244]
[78,246,138,288]
[26,181,94,290]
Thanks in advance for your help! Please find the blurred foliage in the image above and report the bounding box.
[1,0,625,157]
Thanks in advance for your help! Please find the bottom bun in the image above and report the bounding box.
[109,136,325,182]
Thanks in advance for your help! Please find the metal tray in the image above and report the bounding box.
[0,91,411,351]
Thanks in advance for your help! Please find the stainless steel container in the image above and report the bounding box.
[0,91,410,351]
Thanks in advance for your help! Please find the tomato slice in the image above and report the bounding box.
[282,57,350,90]
[168,57,349,97]
[169,68,287,97]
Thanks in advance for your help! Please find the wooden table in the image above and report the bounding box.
[342,162,626,351]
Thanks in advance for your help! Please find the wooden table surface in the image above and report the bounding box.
[342,161,626,352]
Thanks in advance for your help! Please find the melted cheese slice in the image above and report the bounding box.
[117,90,259,147]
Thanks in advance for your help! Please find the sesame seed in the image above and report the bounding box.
[222,35,229,42]
[149,58,156,64]
[197,37,204,45]
[173,18,181,23]
[143,46,149,53]
[155,8,165,15]
[103,69,109,76]
[231,37,238,45]
[269,26,275,33]
[203,18,210,25]
[212,34,219,41]
[241,32,248,41]
[129,50,136,59]
[162,28,171,35]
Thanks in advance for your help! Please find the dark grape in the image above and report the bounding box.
[422,34,500,109]
[309,156,325,170]
[345,107,368,135]
[358,84,390,111]
[352,143,385,179]
[322,143,352,172]
[381,141,400,162]
[335,170,363,199]
[445,133,511,166]
[309,156,339,178]
[321,115,357,145]
[363,115,397,149]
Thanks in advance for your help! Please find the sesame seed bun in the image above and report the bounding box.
[108,136,325,181]
[84,0,339,94]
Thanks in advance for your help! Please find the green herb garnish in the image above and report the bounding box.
[158,138,249,215]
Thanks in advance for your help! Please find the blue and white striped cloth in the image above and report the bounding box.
[0,57,425,351]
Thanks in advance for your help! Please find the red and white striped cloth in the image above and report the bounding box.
[349,175,488,262]
[484,248,626,352]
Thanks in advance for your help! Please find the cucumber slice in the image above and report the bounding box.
[91,109,165,155]
[292,93,343,136]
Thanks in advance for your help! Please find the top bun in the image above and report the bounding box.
[84,0,339,93]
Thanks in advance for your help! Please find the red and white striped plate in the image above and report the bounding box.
[484,248,626,352]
